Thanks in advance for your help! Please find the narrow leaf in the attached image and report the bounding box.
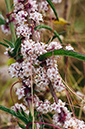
[14,37,21,53]
[20,107,26,117]
[18,122,27,129]
[15,37,21,48]
[12,37,22,58]
[0,42,9,48]
[46,0,59,21]
[20,107,29,120]
[17,108,23,116]
[0,18,6,25]
[0,105,17,117]
[38,49,85,62]
[0,105,29,124]
[4,39,14,48]
[8,50,15,57]
[34,25,63,44]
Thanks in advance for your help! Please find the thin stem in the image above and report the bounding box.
[48,81,58,103]
[65,89,75,117]
[27,121,61,129]
[79,101,83,119]
[62,79,84,102]
[5,0,16,43]
[10,81,22,105]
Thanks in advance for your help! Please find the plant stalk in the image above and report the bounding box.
[48,81,58,103]
[5,0,16,43]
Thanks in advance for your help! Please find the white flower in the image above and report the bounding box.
[16,24,31,37]
[37,100,51,114]
[8,62,21,78]
[29,12,43,24]
[65,44,74,51]
[1,25,11,35]
[27,0,38,12]
[16,86,25,100]
[64,117,85,129]
[39,1,49,12]
[13,2,24,12]
[47,41,62,51]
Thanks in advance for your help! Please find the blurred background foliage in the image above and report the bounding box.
[0,0,85,128]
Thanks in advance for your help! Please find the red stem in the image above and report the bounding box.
[26,121,62,129]
[10,81,22,105]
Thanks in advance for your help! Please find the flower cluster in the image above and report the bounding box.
[0,0,85,129]
[36,98,85,129]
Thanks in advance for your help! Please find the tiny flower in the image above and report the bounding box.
[29,12,43,24]
[65,44,74,51]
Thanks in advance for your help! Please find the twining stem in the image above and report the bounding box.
[48,81,58,103]
[5,0,16,43]
[28,121,62,129]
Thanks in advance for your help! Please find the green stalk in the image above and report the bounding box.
[5,0,16,43]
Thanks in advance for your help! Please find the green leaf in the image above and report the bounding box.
[8,37,22,59]
[8,50,15,57]
[17,108,23,116]
[34,25,63,44]
[18,122,27,129]
[15,37,21,48]
[13,37,22,59]
[0,105,29,124]
[20,107,29,120]
[0,42,9,48]
[46,0,59,21]
[4,39,14,48]
[0,105,17,117]
[20,107,27,117]
[0,18,6,25]
[14,37,21,53]
[38,49,85,62]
